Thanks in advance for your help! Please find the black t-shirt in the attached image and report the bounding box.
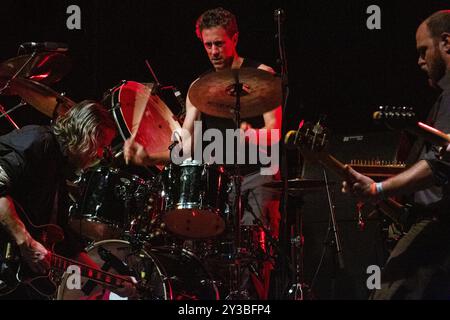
[200,59,270,175]
[0,125,83,257]
[406,72,450,206]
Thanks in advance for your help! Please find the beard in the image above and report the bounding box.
[428,51,447,86]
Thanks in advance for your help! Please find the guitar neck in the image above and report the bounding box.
[50,254,131,289]
[317,153,348,179]
[410,122,450,147]
[316,153,405,228]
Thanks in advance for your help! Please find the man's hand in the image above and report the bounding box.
[341,165,378,201]
[123,136,151,166]
[18,235,49,274]
[111,276,138,298]
[240,121,253,131]
[438,140,450,161]
[75,252,138,299]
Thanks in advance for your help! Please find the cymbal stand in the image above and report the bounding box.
[0,102,24,130]
[286,195,308,300]
[144,59,162,95]
[225,69,245,300]
[0,50,37,95]
[0,49,40,129]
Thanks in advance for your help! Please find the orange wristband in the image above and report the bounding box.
[369,182,377,196]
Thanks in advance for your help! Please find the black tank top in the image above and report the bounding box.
[200,59,266,175]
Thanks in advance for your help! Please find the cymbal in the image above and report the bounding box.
[0,52,71,85]
[9,78,75,118]
[188,67,281,119]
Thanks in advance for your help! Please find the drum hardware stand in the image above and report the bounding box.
[0,103,21,130]
[242,190,280,264]
[225,68,246,300]
[322,169,344,271]
[271,7,292,300]
[101,80,127,104]
[144,60,162,96]
[303,168,343,300]
[0,48,40,129]
[0,50,37,95]
[286,196,309,300]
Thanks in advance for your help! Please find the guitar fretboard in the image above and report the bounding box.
[348,160,406,178]
[50,254,129,288]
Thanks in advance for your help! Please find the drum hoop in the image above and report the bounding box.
[110,84,131,142]
[84,239,172,300]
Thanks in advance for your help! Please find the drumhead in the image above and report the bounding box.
[107,81,181,156]
[56,239,152,300]
[56,239,219,300]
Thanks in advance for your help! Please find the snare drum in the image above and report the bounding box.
[161,160,230,239]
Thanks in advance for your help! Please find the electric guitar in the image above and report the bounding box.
[0,220,140,299]
[373,105,450,147]
[285,121,413,233]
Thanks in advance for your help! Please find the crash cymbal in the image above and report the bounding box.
[0,52,71,85]
[188,67,282,119]
[9,78,75,118]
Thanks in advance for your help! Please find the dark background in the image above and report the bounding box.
[1,0,448,300]
[0,0,445,133]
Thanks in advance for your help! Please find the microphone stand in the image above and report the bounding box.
[322,168,344,299]
[271,7,294,300]
[322,169,344,270]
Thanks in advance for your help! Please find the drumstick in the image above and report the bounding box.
[126,84,152,165]
[124,133,137,165]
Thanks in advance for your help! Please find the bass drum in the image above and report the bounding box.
[57,240,219,300]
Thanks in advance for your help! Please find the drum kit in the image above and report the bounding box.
[0,47,327,300]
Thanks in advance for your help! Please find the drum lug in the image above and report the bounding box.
[201,279,222,287]
[162,276,179,282]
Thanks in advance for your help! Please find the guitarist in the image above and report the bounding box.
[343,10,450,300]
[0,101,135,299]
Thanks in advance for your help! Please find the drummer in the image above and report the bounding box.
[125,6,281,234]
[124,7,281,299]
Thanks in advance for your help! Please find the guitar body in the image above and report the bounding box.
[1,214,137,300]
[0,238,21,297]
[0,224,64,299]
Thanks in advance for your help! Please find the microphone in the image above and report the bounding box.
[274,8,286,22]
[19,42,69,53]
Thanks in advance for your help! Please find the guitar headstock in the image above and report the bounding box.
[285,121,329,162]
[373,105,417,130]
